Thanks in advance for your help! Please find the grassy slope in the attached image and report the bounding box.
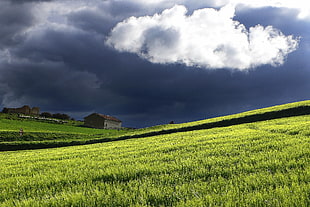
[0,114,309,206]
[0,113,133,150]
[127,100,310,134]
[1,100,310,150]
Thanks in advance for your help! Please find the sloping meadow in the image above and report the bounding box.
[1,100,310,151]
[0,115,309,206]
[0,114,132,151]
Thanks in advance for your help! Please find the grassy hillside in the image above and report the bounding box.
[0,113,133,150]
[1,100,310,151]
[0,114,309,206]
[127,100,310,135]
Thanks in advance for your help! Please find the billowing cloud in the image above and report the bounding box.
[106,5,299,70]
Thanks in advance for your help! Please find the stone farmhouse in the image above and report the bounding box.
[84,113,122,129]
[2,105,40,115]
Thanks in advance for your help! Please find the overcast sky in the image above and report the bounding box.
[0,0,309,127]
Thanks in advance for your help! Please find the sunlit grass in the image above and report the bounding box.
[0,115,309,206]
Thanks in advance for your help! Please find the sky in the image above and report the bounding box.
[0,0,309,128]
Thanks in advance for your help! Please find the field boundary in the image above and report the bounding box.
[123,105,310,138]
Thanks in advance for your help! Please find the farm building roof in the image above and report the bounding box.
[84,113,122,122]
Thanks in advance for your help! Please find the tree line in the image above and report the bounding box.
[1,108,73,121]
[40,112,73,120]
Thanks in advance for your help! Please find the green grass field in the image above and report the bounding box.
[0,116,309,206]
[0,102,310,207]
[0,101,309,206]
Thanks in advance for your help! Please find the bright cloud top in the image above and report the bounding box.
[106,5,299,70]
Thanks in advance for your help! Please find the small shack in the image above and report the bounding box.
[84,113,122,129]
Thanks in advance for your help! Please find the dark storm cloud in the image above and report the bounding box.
[0,1,309,127]
[12,25,107,69]
[0,61,101,110]
[235,7,308,34]
[9,0,53,3]
[106,1,144,17]
[0,1,34,47]
[67,9,115,35]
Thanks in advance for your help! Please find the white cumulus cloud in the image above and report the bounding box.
[106,4,299,70]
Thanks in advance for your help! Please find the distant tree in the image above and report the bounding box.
[169,121,175,124]
[2,108,8,113]
[41,112,52,118]
[52,113,70,120]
